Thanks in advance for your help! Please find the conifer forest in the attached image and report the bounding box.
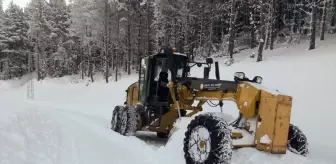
[0,0,335,82]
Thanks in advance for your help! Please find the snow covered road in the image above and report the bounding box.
[1,99,328,164]
[0,100,161,164]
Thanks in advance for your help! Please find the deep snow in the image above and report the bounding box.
[1,36,336,164]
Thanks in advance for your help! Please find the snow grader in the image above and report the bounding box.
[110,47,308,164]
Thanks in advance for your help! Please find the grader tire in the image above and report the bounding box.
[111,106,123,133]
[183,113,233,164]
[119,106,138,136]
[287,124,309,156]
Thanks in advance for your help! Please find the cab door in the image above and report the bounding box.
[138,57,151,104]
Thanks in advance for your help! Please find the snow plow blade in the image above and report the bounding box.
[255,90,292,154]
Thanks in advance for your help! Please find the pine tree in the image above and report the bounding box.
[331,0,336,33]
[320,0,327,40]
[0,0,3,13]
[69,0,99,82]
[309,0,317,50]
[26,0,50,80]
[257,0,267,62]
[45,0,71,77]
[0,2,30,79]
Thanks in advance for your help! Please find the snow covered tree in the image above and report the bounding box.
[257,0,267,62]
[69,0,100,82]
[26,0,50,80]
[0,2,30,79]
[309,0,317,50]
[0,0,3,13]
[265,0,278,50]
[228,0,237,59]
[331,0,336,33]
[320,0,327,40]
[45,0,71,77]
[0,0,333,81]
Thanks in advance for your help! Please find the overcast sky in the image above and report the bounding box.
[3,0,30,10]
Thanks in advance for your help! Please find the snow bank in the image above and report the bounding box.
[0,80,12,91]
[160,114,329,164]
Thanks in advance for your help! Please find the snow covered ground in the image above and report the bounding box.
[1,36,336,164]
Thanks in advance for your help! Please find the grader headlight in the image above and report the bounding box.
[234,72,245,79]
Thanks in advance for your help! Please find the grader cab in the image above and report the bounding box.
[110,47,308,164]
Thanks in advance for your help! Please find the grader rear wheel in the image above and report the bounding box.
[183,113,233,164]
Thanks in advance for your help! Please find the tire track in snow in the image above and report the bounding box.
[0,107,64,164]
[27,101,167,148]
[28,103,160,164]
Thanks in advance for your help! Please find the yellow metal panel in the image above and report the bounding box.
[255,90,277,152]
[236,82,261,120]
[132,82,139,106]
[126,82,139,106]
[148,109,179,133]
[272,95,292,153]
[255,90,292,154]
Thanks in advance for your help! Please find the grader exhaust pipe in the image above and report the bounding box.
[203,61,220,80]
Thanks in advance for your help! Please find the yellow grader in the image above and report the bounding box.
[110,47,308,164]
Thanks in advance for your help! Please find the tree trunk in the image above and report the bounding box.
[88,46,94,82]
[257,0,266,62]
[228,0,236,59]
[36,0,43,81]
[250,1,256,49]
[115,50,118,82]
[147,1,151,55]
[309,0,317,50]
[127,9,131,75]
[115,11,120,82]
[320,0,327,40]
[207,0,215,57]
[137,5,142,72]
[105,47,109,83]
[265,26,271,50]
[270,0,277,50]
[331,0,336,33]
[81,48,84,79]
[104,0,109,83]
[36,43,41,81]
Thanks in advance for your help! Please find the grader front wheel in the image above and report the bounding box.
[119,106,138,136]
[111,106,123,133]
[183,113,233,164]
[287,124,309,156]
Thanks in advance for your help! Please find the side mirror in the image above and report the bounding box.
[206,58,213,64]
[204,67,210,79]
[253,76,263,84]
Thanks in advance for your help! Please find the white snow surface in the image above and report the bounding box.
[1,36,336,164]
[260,135,272,144]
